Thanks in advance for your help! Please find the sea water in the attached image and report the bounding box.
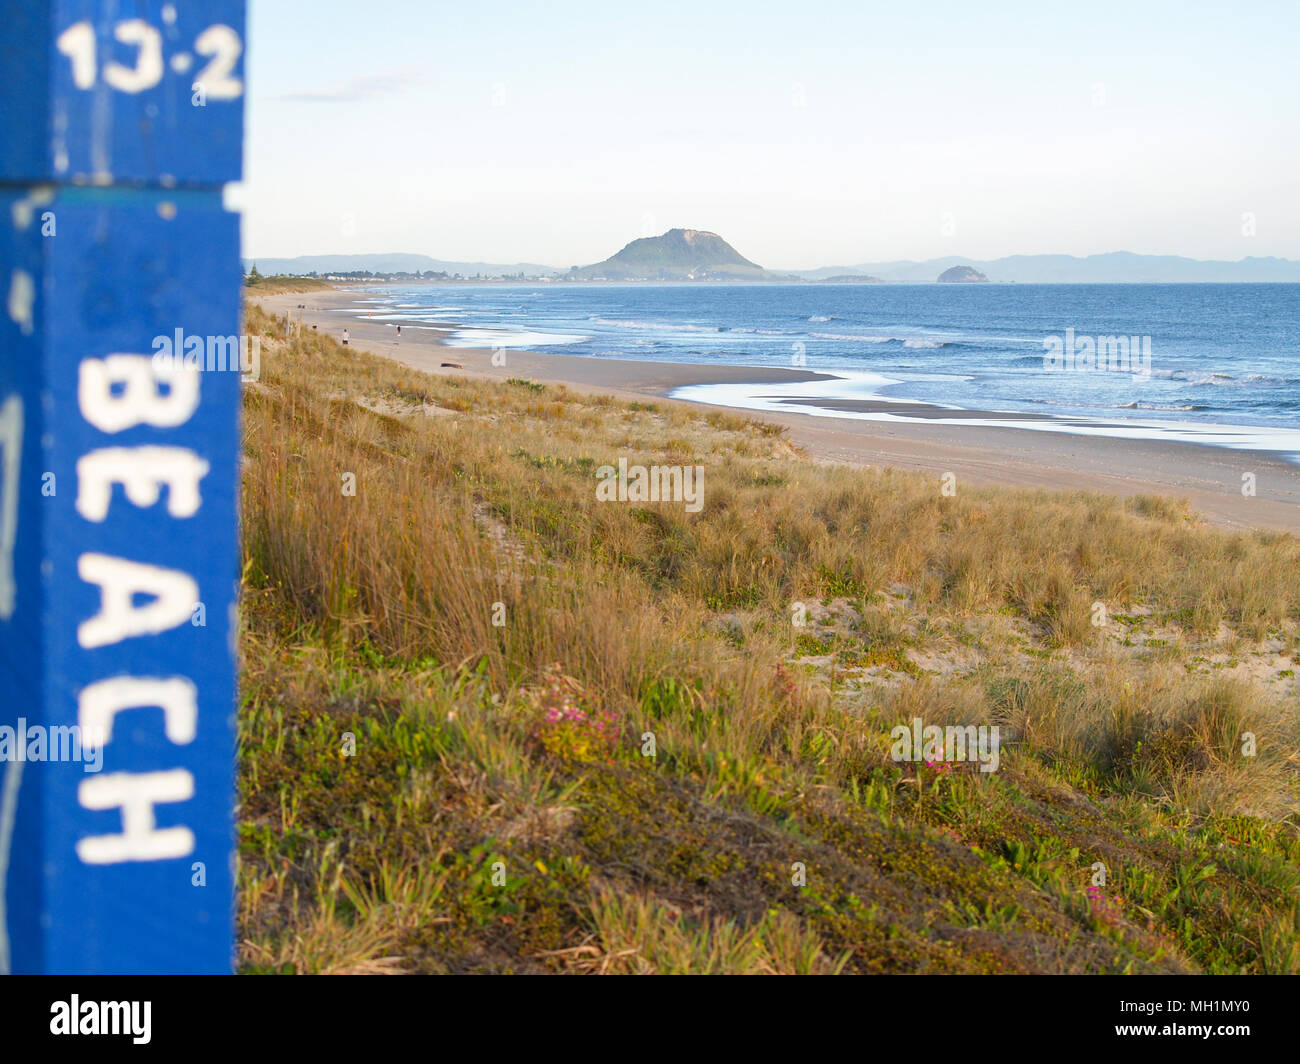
[334,282,1300,457]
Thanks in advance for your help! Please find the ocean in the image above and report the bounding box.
[337,282,1300,458]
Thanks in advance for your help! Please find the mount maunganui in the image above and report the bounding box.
[570,229,792,281]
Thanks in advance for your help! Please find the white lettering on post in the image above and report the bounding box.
[78,677,199,748]
[0,395,21,620]
[76,447,209,521]
[75,771,195,864]
[76,554,198,649]
[78,355,199,433]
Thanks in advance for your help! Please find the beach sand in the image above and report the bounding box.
[255,289,1300,534]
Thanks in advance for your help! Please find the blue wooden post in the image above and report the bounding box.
[0,1,246,974]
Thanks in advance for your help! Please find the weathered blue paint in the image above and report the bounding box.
[1,2,244,974]
[1,2,246,186]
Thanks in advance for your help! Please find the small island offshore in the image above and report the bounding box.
[938,264,991,282]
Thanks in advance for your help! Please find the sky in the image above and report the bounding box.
[236,0,1300,269]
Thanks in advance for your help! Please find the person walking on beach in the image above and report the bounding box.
[342,328,349,346]
[396,325,401,343]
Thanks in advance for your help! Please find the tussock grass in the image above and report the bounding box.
[244,276,335,294]
[238,301,1300,974]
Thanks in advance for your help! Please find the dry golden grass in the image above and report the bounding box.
[245,276,335,294]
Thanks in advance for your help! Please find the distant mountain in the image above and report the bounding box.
[816,274,885,284]
[241,253,562,278]
[937,265,989,283]
[571,228,792,281]
[789,252,1300,283]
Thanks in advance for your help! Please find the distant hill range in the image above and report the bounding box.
[245,246,1300,284]
[242,253,563,278]
[570,228,793,281]
[791,252,1300,284]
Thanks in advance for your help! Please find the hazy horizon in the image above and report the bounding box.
[241,242,1300,274]
[235,0,1300,266]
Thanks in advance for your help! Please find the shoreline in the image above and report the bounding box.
[253,288,1300,534]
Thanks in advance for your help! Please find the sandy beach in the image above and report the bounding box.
[255,288,1300,534]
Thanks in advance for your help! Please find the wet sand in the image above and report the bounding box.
[254,289,1300,534]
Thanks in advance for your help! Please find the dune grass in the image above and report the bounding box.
[244,276,335,294]
[237,301,1300,974]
